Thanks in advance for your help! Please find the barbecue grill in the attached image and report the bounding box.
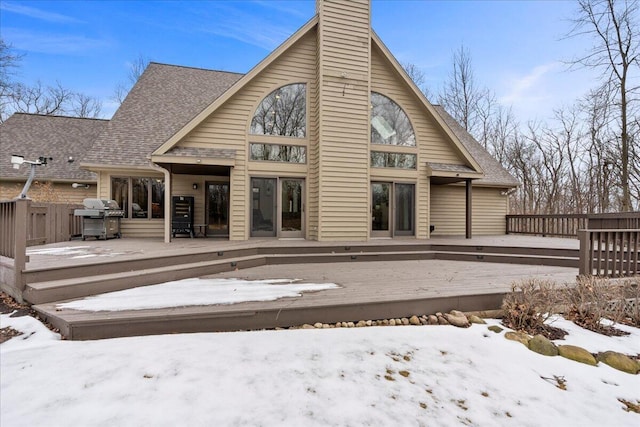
[74,198,124,240]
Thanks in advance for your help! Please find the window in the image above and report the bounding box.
[250,143,306,163]
[371,151,417,169]
[111,177,164,219]
[250,83,306,137]
[371,92,416,146]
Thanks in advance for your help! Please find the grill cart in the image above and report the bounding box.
[74,199,124,240]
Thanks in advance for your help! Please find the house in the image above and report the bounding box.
[78,0,517,242]
[0,113,106,203]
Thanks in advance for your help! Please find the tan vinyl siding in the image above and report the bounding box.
[430,184,508,236]
[473,187,509,235]
[179,30,317,240]
[307,28,321,240]
[317,0,371,240]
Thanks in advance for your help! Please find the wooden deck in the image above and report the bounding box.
[26,236,580,340]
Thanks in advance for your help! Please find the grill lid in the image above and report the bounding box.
[83,198,121,210]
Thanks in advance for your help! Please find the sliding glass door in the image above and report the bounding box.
[251,177,305,238]
[371,182,414,237]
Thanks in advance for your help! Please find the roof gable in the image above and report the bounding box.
[153,16,319,156]
[0,113,107,182]
[370,32,483,175]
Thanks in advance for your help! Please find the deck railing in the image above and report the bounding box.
[506,212,640,237]
[578,229,640,277]
[0,199,81,300]
[506,214,587,237]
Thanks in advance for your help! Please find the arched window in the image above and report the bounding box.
[250,83,306,137]
[371,92,416,146]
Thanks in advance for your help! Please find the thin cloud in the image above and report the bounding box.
[5,28,111,55]
[500,62,559,105]
[0,2,82,24]
[253,0,310,19]
[180,2,301,51]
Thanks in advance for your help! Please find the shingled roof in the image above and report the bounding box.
[433,105,519,188]
[82,63,243,168]
[0,113,107,182]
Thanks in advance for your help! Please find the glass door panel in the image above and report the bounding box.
[371,182,391,237]
[280,179,304,238]
[395,183,414,235]
[206,182,229,236]
[251,178,277,237]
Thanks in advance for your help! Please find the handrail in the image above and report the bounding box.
[507,212,640,237]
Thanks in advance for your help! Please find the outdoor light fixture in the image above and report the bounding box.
[72,183,90,189]
[11,154,52,199]
[193,183,198,190]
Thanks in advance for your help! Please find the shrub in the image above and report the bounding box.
[502,278,566,339]
[563,275,629,336]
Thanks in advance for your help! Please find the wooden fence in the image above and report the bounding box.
[0,199,81,301]
[579,229,640,277]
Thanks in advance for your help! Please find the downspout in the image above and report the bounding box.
[465,179,472,239]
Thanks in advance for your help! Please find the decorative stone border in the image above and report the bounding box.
[283,309,640,376]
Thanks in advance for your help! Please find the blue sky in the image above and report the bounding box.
[1,0,597,122]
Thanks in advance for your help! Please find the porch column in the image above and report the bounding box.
[162,167,172,243]
[465,179,472,239]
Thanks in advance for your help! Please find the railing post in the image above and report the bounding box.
[12,199,30,301]
[578,229,591,276]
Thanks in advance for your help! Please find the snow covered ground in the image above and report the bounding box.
[56,278,340,311]
[1,312,639,426]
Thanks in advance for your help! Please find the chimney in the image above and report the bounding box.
[315,0,371,240]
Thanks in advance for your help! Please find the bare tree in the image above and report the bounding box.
[438,45,493,139]
[401,62,433,101]
[568,0,640,211]
[113,54,150,105]
[70,92,103,118]
[0,39,23,122]
[9,81,73,116]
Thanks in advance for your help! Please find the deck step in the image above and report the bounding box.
[23,254,267,305]
[23,248,578,305]
[33,291,507,340]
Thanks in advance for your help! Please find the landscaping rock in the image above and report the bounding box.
[528,334,559,356]
[504,331,530,346]
[558,345,597,366]
[444,312,470,328]
[302,324,315,329]
[468,315,486,325]
[487,325,503,334]
[314,322,323,329]
[437,315,449,325]
[597,351,640,374]
[409,315,420,325]
[401,317,410,325]
[356,320,366,327]
[427,315,438,325]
